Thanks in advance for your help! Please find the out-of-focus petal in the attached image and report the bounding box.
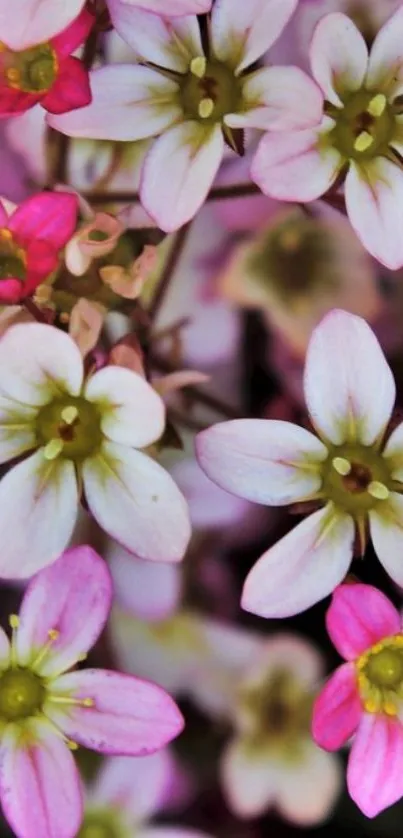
[370,494,403,588]
[345,159,403,270]
[221,738,279,817]
[366,5,403,93]
[326,583,401,661]
[107,542,182,621]
[312,663,361,750]
[90,750,174,823]
[310,13,368,107]
[228,66,323,131]
[0,0,86,50]
[125,0,211,12]
[348,713,403,817]
[9,192,78,249]
[276,742,342,826]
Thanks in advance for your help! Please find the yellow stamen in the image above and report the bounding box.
[367,480,389,500]
[43,438,64,461]
[198,97,214,119]
[367,93,387,118]
[61,405,78,425]
[47,694,95,708]
[9,615,19,629]
[364,696,381,713]
[67,739,79,751]
[6,68,20,84]
[0,229,12,240]
[354,131,374,153]
[332,456,351,476]
[190,56,207,78]
[31,628,60,670]
[384,699,397,716]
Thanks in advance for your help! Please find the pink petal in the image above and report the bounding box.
[0,278,25,303]
[0,720,82,838]
[83,442,191,563]
[51,8,94,59]
[107,542,181,621]
[16,545,112,677]
[241,506,354,618]
[366,4,403,92]
[228,65,323,131]
[312,663,362,750]
[304,309,395,445]
[310,13,368,107]
[43,57,91,115]
[85,366,165,449]
[0,200,8,225]
[276,742,342,826]
[141,122,224,232]
[251,123,342,202]
[47,669,184,755]
[196,419,327,506]
[0,0,86,50]
[47,65,181,141]
[370,493,403,587]
[211,0,299,74]
[348,713,403,817]
[127,0,212,12]
[90,750,174,823]
[25,240,59,290]
[326,583,401,661]
[345,159,403,269]
[0,85,39,116]
[9,192,78,250]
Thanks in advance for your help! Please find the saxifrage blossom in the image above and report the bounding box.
[48,0,324,231]
[313,582,403,817]
[0,0,87,50]
[197,309,403,617]
[0,546,184,838]
[0,192,78,302]
[252,6,403,268]
[0,321,191,578]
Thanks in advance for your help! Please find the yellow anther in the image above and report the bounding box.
[372,643,384,654]
[61,406,78,425]
[48,629,59,641]
[368,481,390,500]
[384,699,398,716]
[9,614,19,629]
[43,438,64,461]
[332,456,352,477]
[354,131,374,152]
[59,312,70,324]
[82,697,95,707]
[190,56,207,78]
[77,653,87,662]
[198,97,214,119]
[67,739,79,751]
[0,42,6,52]
[34,284,52,305]
[6,68,20,83]
[0,228,12,240]
[364,696,381,713]
[367,93,387,118]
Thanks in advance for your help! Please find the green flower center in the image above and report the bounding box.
[357,635,403,716]
[1,41,58,93]
[36,396,103,462]
[0,668,45,721]
[321,443,392,516]
[0,229,26,282]
[77,811,125,838]
[180,56,241,123]
[327,90,395,161]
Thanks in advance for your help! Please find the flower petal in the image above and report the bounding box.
[370,493,403,587]
[0,720,82,838]
[0,0,86,50]
[312,663,362,750]
[310,13,368,107]
[43,56,91,115]
[9,192,78,249]
[83,442,191,562]
[47,65,181,141]
[90,750,174,823]
[0,450,78,579]
[85,366,165,448]
[211,0,298,74]
[326,583,400,661]
[48,669,184,755]
[16,545,112,677]
[126,0,211,12]
[141,122,224,232]
[0,397,37,464]
[383,421,403,481]
[228,65,323,131]
[276,742,342,826]
[251,123,341,202]
[304,309,395,445]
[347,713,403,817]
[196,419,327,506]
[107,542,181,620]
[366,4,403,93]
[51,8,94,59]
[221,738,279,817]
[241,506,354,618]
[345,159,403,270]
[0,322,83,407]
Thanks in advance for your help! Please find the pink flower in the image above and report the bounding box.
[252,5,403,268]
[48,0,320,231]
[110,0,213,15]
[0,8,93,116]
[0,322,191,577]
[312,582,403,817]
[197,309,403,617]
[0,546,183,838]
[0,191,78,303]
[0,0,87,50]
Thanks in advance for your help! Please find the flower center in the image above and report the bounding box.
[77,812,124,838]
[238,669,312,753]
[321,443,392,516]
[0,229,26,281]
[356,635,403,715]
[0,668,45,721]
[36,397,103,462]
[327,90,395,161]
[0,41,58,93]
[180,56,241,123]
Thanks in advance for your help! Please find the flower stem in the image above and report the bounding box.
[23,297,52,324]
[85,182,262,206]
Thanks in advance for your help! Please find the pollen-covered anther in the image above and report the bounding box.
[190,56,207,79]
[0,229,12,241]
[61,405,79,426]
[43,438,64,460]
[8,614,19,629]
[198,97,214,119]
[332,456,352,476]
[368,480,390,500]
[367,93,387,118]
[354,131,374,152]
[6,67,20,85]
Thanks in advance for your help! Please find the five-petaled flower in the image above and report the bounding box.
[313,582,403,818]
[0,322,191,578]
[47,0,324,231]
[197,309,403,617]
[0,546,184,838]
[252,6,403,268]
[0,192,78,303]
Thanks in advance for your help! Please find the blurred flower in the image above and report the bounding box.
[0,0,87,50]
[0,546,183,838]
[197,310,403,617]
[109,0,212,15]
[313,582,403,817]
[66,212,125,277]
[69,297,105,357]
[101,244,157,299]
[0,322,191,577]
[253,6,403,268]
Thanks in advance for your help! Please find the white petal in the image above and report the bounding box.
[0,397,37,464]
[241,506,354,618]
[0,451,78,579]
[211,0,298,74]
[107,541,182,620]
[141,122,224,232]
[130,0,211,11]
[370,494,403,587]
[383,421,403,481]
[48,65,181,141]
[221,738,279,817]
[366,5,403,93]
[85,366,165,448]
[229,65,323,131]
[345,159,403,270]
[0,0,86,49]
[83,442,191,562]
[304,309,395,445]
[277,742,342,826]
[310,13,368,107]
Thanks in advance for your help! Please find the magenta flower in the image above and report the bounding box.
[312,582,403,817]
[0,545,183,838]
[0,192,78,302]
[197,309,403,618]
[0,8,93,116]
[252,6,403,268]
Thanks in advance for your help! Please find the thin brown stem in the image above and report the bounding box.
[23,298,52,324]
[151,352,241,419]
[83,181,262,206]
